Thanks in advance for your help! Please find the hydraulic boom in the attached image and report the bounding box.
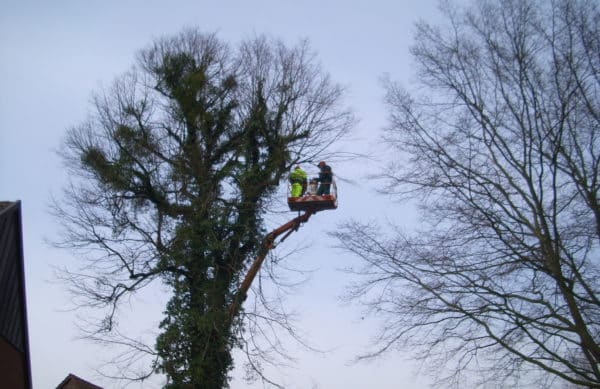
[229,210,314,318]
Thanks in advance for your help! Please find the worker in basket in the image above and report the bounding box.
[289,165,307,197]
[316,161,333,195]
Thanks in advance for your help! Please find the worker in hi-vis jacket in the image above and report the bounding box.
[289,165,307,197]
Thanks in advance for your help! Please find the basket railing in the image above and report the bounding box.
[288,177,337,198]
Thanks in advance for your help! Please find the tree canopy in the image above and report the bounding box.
[335,0,600,387]
[54,29,352,388]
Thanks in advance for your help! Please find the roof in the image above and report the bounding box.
[56,373,104,389]
[0,201,27,353]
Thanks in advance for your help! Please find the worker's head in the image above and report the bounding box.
[318,161,326,168]
[295,165,301,170]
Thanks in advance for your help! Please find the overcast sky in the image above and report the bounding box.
[0,1,444,388]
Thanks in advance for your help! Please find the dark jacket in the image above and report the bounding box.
[317,164,332,183]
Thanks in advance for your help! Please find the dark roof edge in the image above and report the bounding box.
[0,201,18,215]
[56,373,104,389]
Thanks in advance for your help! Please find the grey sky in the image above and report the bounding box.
[0,1,442,388]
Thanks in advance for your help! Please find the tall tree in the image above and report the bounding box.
[334,0,600,387]
[54,29,352,388]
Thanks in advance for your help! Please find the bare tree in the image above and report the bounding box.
[52,29,353,388]
[334,0,600,387]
